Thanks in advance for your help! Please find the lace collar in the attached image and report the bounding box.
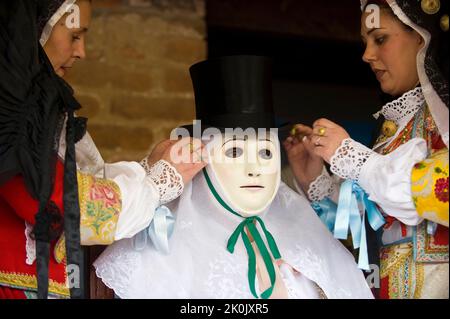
[373,87,425,124]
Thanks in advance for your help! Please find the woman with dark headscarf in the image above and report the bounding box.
[285,0,448,298]
[0,0,205,299]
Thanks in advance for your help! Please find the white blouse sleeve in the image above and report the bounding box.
[104,159,184,240]
[331,138,428,226]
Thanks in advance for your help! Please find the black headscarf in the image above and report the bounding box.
[0,0,86,298]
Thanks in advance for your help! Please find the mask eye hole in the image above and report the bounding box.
[259,149,272,160]
[225,147,243,158]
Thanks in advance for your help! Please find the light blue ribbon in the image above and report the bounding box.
[311,198,338,233]
[133,205,176,255]
[334,180,385,271]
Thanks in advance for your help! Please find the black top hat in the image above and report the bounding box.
[189,55,278,131]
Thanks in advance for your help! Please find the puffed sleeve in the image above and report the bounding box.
[102,159,184,241]
[357,138,429,226]
[0,159,177,246]
[101,161,160,241]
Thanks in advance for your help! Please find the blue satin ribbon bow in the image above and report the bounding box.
[133,205,176,255]
[312,180,385,271]
[311,198,338,233]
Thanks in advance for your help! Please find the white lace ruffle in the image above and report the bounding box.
[94,244,140,299]
[140,158,184,205]
[330,138,375,181]
[307,167,335,202]
[25,222,36,266]
[373,87,424,123]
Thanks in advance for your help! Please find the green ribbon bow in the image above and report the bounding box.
[203,169,282,299]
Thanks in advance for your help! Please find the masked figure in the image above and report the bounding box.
[94,56,373,299]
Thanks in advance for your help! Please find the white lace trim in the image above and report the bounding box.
[307,167,334,202]
[330,138,375,181]
[94,244,140,299]
[140,158,184,205]
[285,244,353,299]
[25,222,36,266]
[373,87,424,123]
[204,251,250,299]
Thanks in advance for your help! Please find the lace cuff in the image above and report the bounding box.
[330,138,376,181]
[140,158,184,205]
[307,167,335,202]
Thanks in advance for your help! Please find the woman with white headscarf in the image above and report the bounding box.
[285,0,448,299]
[0,0,205,299]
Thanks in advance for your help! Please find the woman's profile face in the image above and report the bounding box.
[43,0,92,78]
[361,9,424,96]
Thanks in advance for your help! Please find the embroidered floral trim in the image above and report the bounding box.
[140,158,184,205]
[380,242,425,299]
[25,222,36,266]
[373,87,425,123]
[330,138,375,181]
[54,236,66,264]
[307,167,335,202]
[77,171,122,245]
[411,149,449,227]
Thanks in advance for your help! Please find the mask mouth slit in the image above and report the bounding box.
[240,185,265,189]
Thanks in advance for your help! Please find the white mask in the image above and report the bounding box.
[207,130,281,217]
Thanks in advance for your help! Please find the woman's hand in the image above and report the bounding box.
[310,118,350,163]
[146,137,207,185]
[283,124,324,194]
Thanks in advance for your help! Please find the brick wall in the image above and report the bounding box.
[66,0,206,162]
